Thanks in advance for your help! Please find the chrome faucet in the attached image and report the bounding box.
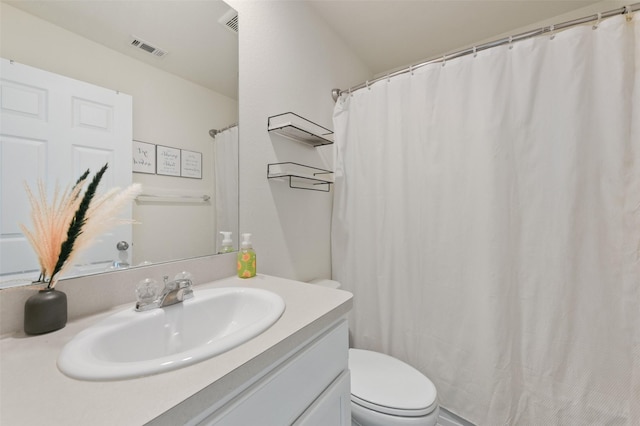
[135,273,194,312]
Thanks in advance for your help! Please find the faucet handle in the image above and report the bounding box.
[173,271,193,288]
[174,271,192,281]
[136,278,162,304]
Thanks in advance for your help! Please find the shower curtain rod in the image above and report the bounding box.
[332,2,640,101]
[209,123,238,137]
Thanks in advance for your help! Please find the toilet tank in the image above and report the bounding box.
[309,279,342,289]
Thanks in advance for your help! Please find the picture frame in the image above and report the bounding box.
[132,140,156,174]
[181,149,202,179]
[156,145,181,176]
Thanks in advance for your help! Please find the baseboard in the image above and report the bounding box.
[438,407,475,426]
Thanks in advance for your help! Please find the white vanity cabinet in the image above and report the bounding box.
[1,274,353,426]
[193,320,350,425]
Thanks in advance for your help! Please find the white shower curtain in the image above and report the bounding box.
[214,126,239,250]
[333,15,639,425]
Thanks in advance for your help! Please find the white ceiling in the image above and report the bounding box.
[4,0,239,99]
[308,0,603,77]
[4,0,605,99]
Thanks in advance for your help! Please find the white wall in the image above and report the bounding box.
[0,3,238,265]
[227,0,370,281]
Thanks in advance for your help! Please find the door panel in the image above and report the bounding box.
[0,58,132,278]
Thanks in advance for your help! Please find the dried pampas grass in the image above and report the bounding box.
[20,163,142,289]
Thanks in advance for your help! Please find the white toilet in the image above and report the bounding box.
[310,279,440,426]
[349,348,439,426]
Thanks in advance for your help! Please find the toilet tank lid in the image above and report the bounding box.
[349,349,437,416]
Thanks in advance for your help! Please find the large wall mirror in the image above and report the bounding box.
[0,0,239,288]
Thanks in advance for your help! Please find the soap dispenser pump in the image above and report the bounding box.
[237,233,256,278]
[219,231,234,253]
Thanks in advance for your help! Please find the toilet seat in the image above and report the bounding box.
[349,349,438,417]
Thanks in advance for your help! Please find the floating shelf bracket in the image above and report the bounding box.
[267,112,333,147]
[267,162,333,192]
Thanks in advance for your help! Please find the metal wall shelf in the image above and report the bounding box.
[267,112,333,147]
[267,162,333,192]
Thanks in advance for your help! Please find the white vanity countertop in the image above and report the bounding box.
[0,274,353,425]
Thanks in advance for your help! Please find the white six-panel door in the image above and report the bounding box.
[0,58,133,279]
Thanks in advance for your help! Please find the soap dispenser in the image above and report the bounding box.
[219,231,234,253]
[237,233,256,278]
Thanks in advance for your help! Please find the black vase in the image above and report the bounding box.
[24,288,67,335]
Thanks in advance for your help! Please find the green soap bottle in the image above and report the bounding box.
[219,231,234,254]
[237,233,256,278]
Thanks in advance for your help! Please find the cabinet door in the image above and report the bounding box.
[293,370,351,426]
[203,321,348,426]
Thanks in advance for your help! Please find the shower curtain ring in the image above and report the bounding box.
[549,25,556,40]
[409,65,414,76]
[508,36,514,49]
[473,46,477,58]
[442,55,446,67]
[624,5,633,21]
[593,12,602,29]
[366,81,370,90]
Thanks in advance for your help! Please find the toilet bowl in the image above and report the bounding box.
[349,349,439,426]
[309,279,439,426]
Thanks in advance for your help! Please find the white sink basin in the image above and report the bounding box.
[58,287,285,381]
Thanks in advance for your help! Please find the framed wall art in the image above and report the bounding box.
[181,149,202,179]
[156,145,181,176]
[132,140,156,174]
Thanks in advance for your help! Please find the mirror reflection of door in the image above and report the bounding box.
[0,58,133,279]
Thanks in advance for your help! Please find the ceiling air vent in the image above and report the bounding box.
[219,9,238,34]
[129,36,168,58]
